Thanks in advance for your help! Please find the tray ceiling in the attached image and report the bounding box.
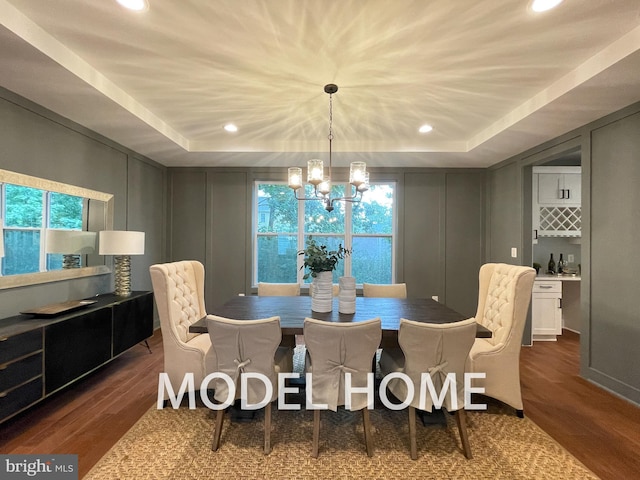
[1,0,639,167]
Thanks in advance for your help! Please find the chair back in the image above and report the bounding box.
[362,283,407,298]
[394,318,476,412]
[304,317,381,411]
[150,260,206,344]
[257,282,300,296]
[206,315,282,405]
[473,263,536,348]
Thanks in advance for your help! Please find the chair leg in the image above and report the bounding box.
[362,408,374,457]
[516,409,524,418]
[312,409,320,458]
[408,406,417,460]
[454,408,473,459]
[264,402,272,455]
[212,408,225,451]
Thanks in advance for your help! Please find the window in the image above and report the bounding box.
[254,181,396,285]
[1,182,84,276]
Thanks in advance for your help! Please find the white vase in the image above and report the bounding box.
[338,276,356,314]
[311,271,333,312]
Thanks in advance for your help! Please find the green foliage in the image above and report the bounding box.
[1,184,84,276]
[299,237,351,280]
[4,184,43,227]
[49,192,83,229]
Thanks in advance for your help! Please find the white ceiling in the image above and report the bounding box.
[1,0,639,168]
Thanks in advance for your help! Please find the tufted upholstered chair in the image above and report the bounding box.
[362,283,407,298]
[207,315,293,454]
[150,261,216,401]
[303,317,381,458]
[257,282,300,296]
[380,318,477,459]
[466,263,536,417]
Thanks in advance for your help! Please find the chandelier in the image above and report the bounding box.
[287,84,369,212]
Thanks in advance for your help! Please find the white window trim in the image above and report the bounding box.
[254,180,397,287]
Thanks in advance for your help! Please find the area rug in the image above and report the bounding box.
[86,348,598,480]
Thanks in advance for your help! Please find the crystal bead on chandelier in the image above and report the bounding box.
[287,84,369,212]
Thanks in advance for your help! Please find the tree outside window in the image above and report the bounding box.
[254,182,395,285]
[1,183,83,276]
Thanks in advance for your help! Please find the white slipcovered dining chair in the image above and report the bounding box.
[466,263,536,417]
[362,282,407,298]
[150,260,216,402]
[380,318,477,459]
[257,282,300,296]
[303,317,382,458]
[207,315,293,454]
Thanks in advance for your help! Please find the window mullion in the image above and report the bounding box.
[297,194,305,283]
[344,192,352,277]
[40,190,49,272]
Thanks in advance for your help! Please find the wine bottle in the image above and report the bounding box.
[548,253,556,274]
[558,254,565,274]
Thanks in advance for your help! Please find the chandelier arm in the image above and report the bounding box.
[292,188,328,201]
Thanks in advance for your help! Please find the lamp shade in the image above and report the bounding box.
[46,230,96,254]
[99,230,145,255]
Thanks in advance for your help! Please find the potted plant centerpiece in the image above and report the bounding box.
[299,238,350,312]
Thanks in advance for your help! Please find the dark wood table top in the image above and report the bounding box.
[189,296,491,345]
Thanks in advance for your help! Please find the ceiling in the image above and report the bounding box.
[1,0,639,168]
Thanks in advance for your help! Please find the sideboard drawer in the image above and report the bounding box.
[0,352,43,392]
[0,377,43,421]
[0,329,43,364]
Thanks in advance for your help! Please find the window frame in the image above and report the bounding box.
[253,180,397,287]
[0,168,113,290]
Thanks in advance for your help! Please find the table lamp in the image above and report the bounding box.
[45,229,96,268]
[99,230,145,297]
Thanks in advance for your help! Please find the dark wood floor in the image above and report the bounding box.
[1,329,639,479]
[519,330,640,480]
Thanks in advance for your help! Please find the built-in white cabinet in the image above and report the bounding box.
[532,279,562,341]
[537,171,581,205]
[533,166,581,238]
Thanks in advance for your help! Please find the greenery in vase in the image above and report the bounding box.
[299,238,351,280]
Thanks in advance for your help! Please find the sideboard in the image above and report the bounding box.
[0,291,154,424]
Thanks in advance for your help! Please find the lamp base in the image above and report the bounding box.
[113,255,132,297]
[62,254,81,269]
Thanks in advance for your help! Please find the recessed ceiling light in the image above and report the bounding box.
[419,124,433,134]
[530,0,563,12]
[116,0,148,11]
[224,124,238,133]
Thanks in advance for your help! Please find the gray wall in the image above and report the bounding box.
[0,88,167,320]
[4,81,638,405]
[168,168,486,318]
[587,109,640,402]
[487,102,640,404]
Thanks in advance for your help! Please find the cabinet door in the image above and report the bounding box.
[532,293,562,337]
[537,174,562,204]
[537,173,581,205]
[112,292,154,356]
[45,308,112,394]
[562,173,581,204]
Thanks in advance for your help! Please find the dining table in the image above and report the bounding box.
[188,295,491,347]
